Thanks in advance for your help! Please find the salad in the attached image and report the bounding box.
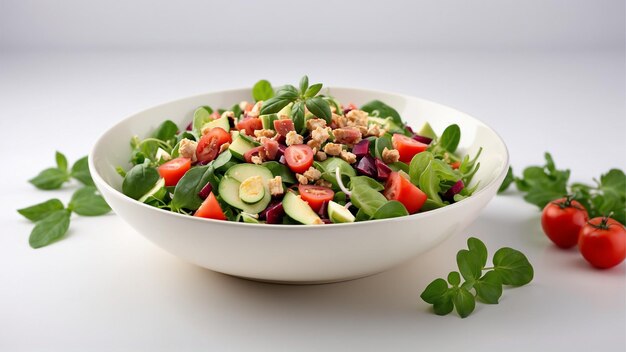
[118,76,482,224]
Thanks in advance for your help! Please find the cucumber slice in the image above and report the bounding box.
[240,212,260,223]
[418,122,437,139]
[327,200,355,223]
[283,192,322,225]
[225,163,273,183]
[239,176,265,204]
[218,176,271,214]
[260,114,278,130]
[229,134,259,160]
[138,178,166,203]
[201,114,230,132]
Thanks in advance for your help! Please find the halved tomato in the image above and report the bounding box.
[298,184,334,212]
[196,127,231,164]
[284,144,314,173]
[392,133,428,163]
[384,172,427,214]
[158,157,191,187]
[194,192,226,220]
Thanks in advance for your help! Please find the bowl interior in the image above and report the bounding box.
[93,87,508,197]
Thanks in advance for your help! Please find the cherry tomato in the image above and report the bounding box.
[194,192,226,220]
[578,216,626,269]
[158,157,191,187]
[450,161,461,169]
[236,117,263,136]
[383,171,427,214]
[273,119,295,137]
[541,197,589,248]
[391,133,428,163]
[196,127,231,164]
[284,144,314,173]
[298,184,334,212]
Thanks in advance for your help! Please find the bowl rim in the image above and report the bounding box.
[89,86,510,229]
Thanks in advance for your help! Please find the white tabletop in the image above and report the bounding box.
[1,50,624,351]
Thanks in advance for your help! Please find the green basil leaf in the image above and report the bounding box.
[438,124,461,153]
[420,278,448,304]
[263,161,297,184]
[291,100,306,134]
[68,186,111,216]
[433,292,455,315]
[152,120,178,143]
[493,247,534,286]
[305,96,332,123]
[498,166,514,193]
[171,165,215,211]
[456,249,483,282]
[17,199,65,222]
[55,151,68,172]
[260,96,293,115]
[299,75,309,94]
[360,100,403,126]
[372,200,408,219]
[418,161,443,203]
[349,176,384,192]
[71,156,95,186]
[350,185,388,217]
[447,271,461,286]
[192,106,213,134]
[467,237,488,268]
[212,150,233,171]
[515,153,569,209]
[29,168,69,190]
[252,79,274,101]
[453,288,476,318]
[409,151,434,185]
[122,163,160,200]
[29,209,71,249]
[474,271,503,304]
[304,83,323,98]
[275,85,299,99]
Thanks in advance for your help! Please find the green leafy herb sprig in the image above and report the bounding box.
[258,75,332,127]
[420,237,533,318]
[28,151,94,189]
[498,153,625,225]
[18,153,111,248]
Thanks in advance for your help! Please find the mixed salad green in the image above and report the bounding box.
[118,76,482,224]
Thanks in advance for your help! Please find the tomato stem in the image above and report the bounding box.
[588,212,614,230]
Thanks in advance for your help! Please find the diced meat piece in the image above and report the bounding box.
[340,150,357,164]
[178,138,198,162]
[323,143,343,156]
[303,166,322,182]
[332,127,362,145]
[262,138,279,160]
[306,118,327,131]
[274,119,295,137]
[382,147,400,163]
[268,176,284,196]
[285,131,304,146]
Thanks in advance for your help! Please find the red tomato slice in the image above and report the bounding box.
[236,117,263,136]
[450,161,461,169]
[284,144,314,173]
[196,127,232,164]
[298,184,334,212]
[158,157,191,187]
[274,119,295,137]
[383,172,427,214]
[392,134,428,163]
[194,192,226,220]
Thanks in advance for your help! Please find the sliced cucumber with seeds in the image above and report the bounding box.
[327,200,355,223]
[201,114,230,132]
[219,176,270,214]
[229,134,259,160]
[283,192,322,225]
[138,178,166,203]
[239,176,265,204]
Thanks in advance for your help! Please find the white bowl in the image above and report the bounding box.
[89,87,509,284]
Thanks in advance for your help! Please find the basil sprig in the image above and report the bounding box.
[499,153,625,225]
[420,237,533,318]
[259,75,332,124]
[29,152,94,190]
[19,153,112,248]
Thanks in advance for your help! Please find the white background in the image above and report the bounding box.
[1,1,624,351]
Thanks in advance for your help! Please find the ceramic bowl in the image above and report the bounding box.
[89,87,509,283]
